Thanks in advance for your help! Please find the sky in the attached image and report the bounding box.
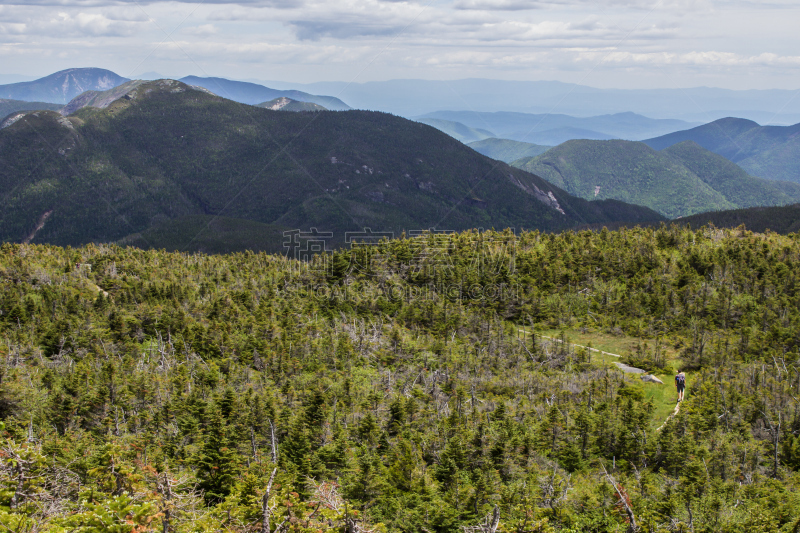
[0,0,799,90]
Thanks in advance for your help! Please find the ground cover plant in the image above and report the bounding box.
[1,224,799,532]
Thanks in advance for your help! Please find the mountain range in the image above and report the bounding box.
[511,139,800,219]
[644,117,800,183]
[179,76,350,111]
[0,68,351,113]
[0,80,661,253]
[257,78,800,123]
[417,111,698,144]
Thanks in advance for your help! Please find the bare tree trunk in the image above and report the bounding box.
[270,419,278,463]
[261,468,278,533]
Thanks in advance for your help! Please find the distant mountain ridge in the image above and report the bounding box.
[180,76,350,110]
[511,139,800,218]
[644,117,800,183]
[256,78,800,122]
[0,68,129,104]
[467,138,551,163]
[418,110,698,144]
[0,80,661,252]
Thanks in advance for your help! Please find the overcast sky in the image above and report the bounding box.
[0,0,798,89]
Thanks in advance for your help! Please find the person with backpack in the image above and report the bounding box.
[675,370,686,402]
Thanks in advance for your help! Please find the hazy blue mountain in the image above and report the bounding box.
[419,111,697,141]
[0,68,129,104]
[254,78,800,122]
[415,118,495,143]
[179,76,351,110]
[467,138,551,163]
[644,117,800,183]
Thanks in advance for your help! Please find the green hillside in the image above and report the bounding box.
[2,226,800,531]
[415,117,495,143]
[0,80,661,251]
[662,140,800,206]
[512,139,800,218]
[644,117,800,183]
[467,137,551,163]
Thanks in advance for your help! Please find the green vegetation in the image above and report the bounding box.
[117,215,291,254]
[467,138,551,163]
[644,117,800,183]
[0,80,661,251]
[1,225,800,531]
[512,139,800,218]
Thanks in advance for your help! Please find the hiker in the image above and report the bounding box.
[675,370,686,402]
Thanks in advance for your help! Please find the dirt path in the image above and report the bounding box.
[656,402,681,432]
[521,328,678,428]
[519,330,623,358]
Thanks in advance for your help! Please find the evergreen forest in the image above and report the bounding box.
[1,224,800,532]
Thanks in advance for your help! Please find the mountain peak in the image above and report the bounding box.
[0,68,129,104]
[62,79,213,116]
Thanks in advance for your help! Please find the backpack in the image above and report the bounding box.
[676,374,685,386]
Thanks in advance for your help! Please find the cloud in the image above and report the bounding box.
[289,20,405,40]
[183,24,219,36]
[453,0,712,10]
[453,0,542,10]
[0,0,305,5]
[577,50,800,67]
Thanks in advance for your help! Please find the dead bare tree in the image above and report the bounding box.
[602,465,637,533]
[461,505,500,533]
[261,468,278,533]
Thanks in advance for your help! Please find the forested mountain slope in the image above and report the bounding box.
[0,80,661,251]
[644,117,800,183]
[680,202,800,234]
[512,139,800,218]
[1,226,799,531]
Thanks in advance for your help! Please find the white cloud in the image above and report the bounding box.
[0,0,798,90]
[183,23,219,36]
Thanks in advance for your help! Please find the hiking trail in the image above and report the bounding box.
[656,401,681,432]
